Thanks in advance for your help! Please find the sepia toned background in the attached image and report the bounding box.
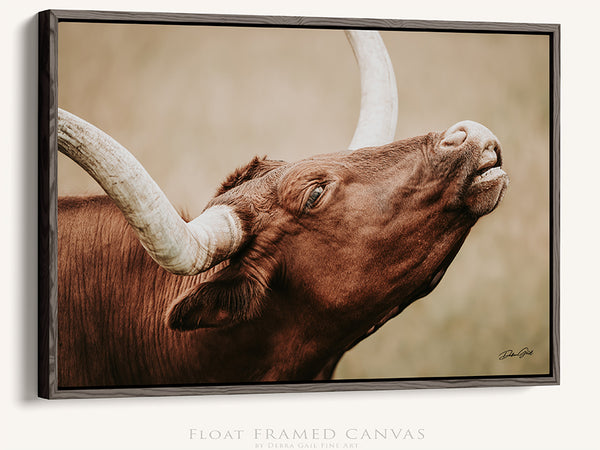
[58,23,550,380]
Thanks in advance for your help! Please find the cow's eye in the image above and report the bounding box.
[304,185,324,210]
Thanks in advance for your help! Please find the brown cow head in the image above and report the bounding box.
[166,120,508,335]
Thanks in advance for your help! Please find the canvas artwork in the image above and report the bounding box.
[38,11,559,398]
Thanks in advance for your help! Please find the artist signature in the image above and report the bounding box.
[498,347,534,360]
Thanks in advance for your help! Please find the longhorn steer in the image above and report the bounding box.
[56,31,508,388]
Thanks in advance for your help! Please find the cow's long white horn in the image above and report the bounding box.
[345,30,398,150]
[57,108,244,275]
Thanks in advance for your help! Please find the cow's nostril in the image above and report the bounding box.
[440,129,467,148]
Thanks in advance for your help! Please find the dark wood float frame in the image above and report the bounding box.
[38,9,560,399]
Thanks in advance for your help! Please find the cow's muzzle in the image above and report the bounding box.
[442,120,509,216]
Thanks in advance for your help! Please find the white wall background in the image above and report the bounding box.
[2,1,597,449]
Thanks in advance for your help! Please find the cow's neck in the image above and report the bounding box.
[174,290,346,383]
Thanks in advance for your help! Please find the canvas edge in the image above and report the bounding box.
[38,9,58,400]
[550,23,560,387]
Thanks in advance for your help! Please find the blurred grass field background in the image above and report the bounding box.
[58,23,550,379]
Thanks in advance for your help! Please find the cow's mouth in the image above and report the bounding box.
[465,146,509,216]
[472,140,505,183]
[473,165,507,186]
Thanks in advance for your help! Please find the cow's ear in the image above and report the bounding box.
[215,156,286,196]
[165,269,266,330]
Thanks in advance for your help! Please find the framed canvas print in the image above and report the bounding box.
[38,10,560,399]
